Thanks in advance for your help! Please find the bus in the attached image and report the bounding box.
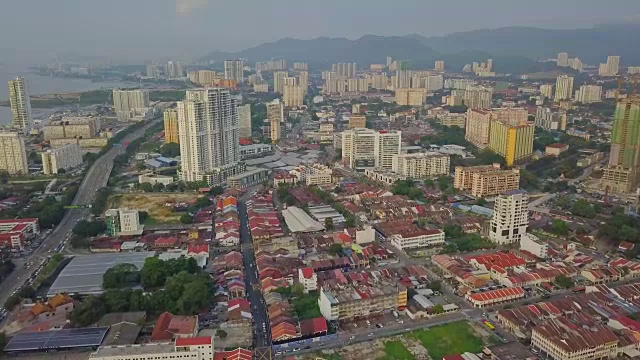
[482,320,495,331]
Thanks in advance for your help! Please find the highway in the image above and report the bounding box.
[0,116,163,307]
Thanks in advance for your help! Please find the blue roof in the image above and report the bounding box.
[145,159,165,168]
[4,327,109,352]
[156,156,176,164]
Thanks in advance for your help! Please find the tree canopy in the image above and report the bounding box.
[159,142,180,158]
[103,263,140,289]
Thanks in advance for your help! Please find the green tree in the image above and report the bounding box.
[571,199,596,218]
[196,196,212,209]
[140,257,168,289]
[345,216,356,227]
[69,296,107,327]
[324,217,334,230]
[554,275,574,289]
[474,198,487,206]
[152,183,165,192]
[139,182,153,192]
[209,186,224,196]
[103,263,139,289]
[431,304,444,314]
[73,220,106,238]
[159,142,180,157]
[180,214,193,224]
[428,280,442,292]
[550,219,569,236]
[216,329,228,338]
[328,243,344,256]
[103,289,133,312]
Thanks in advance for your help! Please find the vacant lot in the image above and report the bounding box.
[109,193,196,223]
[408,321,484,359]
[380,340,415,360]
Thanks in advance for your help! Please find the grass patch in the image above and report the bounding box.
[110,193,196,223]
[408,321,483,359]
[379,340,415,360]
[316,354,343,360]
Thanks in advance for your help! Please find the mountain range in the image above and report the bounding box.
[203,23,640,73]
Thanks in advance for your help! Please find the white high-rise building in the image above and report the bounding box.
[539,84,554,98]
[599,56,620,77]
[554,75,574,101]
[177,88,242,185]
[273,71,289,94]
[238,104,252,138]
[164,60,184,78]
[8,77,33,133]
[489,190,529,245]
[112,89,150,121]
[283,84,304,108]
[575,85,602,104]
[535,107,567,132]
[224,60,244,82]
[392,152,450,178]
[298,71,309,94]
[0,132,28,175]
[556,52,569,67]
[341,128,401,170]
[41,144,83,175]
[434,61,445,72]
[424,75,444,91]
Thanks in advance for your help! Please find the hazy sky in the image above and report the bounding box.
[1,0,640,63]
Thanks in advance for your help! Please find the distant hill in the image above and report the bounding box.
[201,23,640,73]
[413,24,640,65]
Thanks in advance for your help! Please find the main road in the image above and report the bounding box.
[0,116,163,307]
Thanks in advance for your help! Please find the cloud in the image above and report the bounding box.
[176,0,208,15]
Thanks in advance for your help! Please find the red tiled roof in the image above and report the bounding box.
[187,244,209,254]
[468,287,525,302]
[214,348,253,360]
[300,267,314,279]
[174,336,212,347]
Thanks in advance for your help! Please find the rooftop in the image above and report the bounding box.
[47,252,154,296]
[281,206,325,233]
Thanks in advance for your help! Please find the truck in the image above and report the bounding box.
[482,320,495,331]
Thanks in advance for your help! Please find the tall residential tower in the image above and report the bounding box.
[602,96,640,193]
[8,77,33,133]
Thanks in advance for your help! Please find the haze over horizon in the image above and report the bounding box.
[1,0,640,64]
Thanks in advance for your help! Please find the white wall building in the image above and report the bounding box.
[298,268,318,294]
[392,152,450,178]
[177,88,242,185]
[89,337,214,360]
[138,174,174,186]
[224,59,244,82]
[237,104,252,138]
[112,89,150,121]
[575,85,602,104]
[341,128,402,170]
[389,229,445,251]
[41,144,83,175]
[519,233,548,259]
[489,190,529,245]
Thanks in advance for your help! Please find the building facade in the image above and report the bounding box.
[283,84,304,108]
[575,85,602,104]
[348,115,366,129]
[177,88,242,185]
[105,208,143,236]
[489,191,529,245]
[0,132,28,175]
[163,109,179,144]
[465,109,493,149]
[395,88,426,106]
[602,96,640,193]
[224,60,244,82]
[554,75,574,101]
[8,77,33,133]
[454,164,502,191]
[113,89,150,121]
[318,284,407,321]
[470,169,521,197]
[238,104,252,138]
[267,99,284,142]
[341,129,401,170]
[41,144,83,175]
[488,121,534,166]
[392,152,450,178]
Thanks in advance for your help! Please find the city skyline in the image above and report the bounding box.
[1,0,640,63]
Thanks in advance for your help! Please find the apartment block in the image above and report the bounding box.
[531,319,618,360]
[489,190,529,245]
[470,169,521,197]
[341,129,401,170]
[237,104,252,139]
[463,86,493,109]
[603,96,640,193]
[488,120,535,166]
[8,77,33,133]
[598,55,620,77]
[392,152,450,178]
[43,117,100,140]
[395,88,426,106]
[41,144,83,175]
[163,109,179,144]
[273,71,289,94]
[465,109,493,148]
[575,85,602,104]
[318,282,407,321]
[224,59,244,82]
[348,115,366,129]
[267,99,284,142]
[0,132,28,175]
[535,107,567,132]
[113,89,151,121]
[283,84,304,108]
[298,268,317,293]
[554,75,574,101]
[519,233,548,259]
[434,60,445,72]
[454,164,501,191]
[540,84,554,98]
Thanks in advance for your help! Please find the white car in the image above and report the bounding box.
[292,348,300,352]
[368,333,374,337]
[349,335,356,340]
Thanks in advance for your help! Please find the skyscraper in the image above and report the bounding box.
[298,71,309,94]
[273,71,289,94]
[556,52,569,67]
[341,128,401,169]
[267,99,284,142]
[554,75,574,101]
[575,85,602,104]
[8,77,33,133]
[489,190,529,245]
[177,88,242,185]
[112,89,150,121]
[238,104,252,139]
[488,120,535,167]
[283,84,304,108]
[434,61,445,72]
[602,97,640,193]
[163,109,179,144]
[0,131,28,175]
[224,60,244,82]
[598,56,620,77]
[463,86,493,109]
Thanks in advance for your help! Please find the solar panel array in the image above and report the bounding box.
[4,327,109,352]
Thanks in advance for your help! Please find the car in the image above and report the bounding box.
[292,348,300,352]
[274,351,282,356]
[398,320,404,324]
[368,333,374,337]
[366,320,371,326]
[349,336,356,340]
